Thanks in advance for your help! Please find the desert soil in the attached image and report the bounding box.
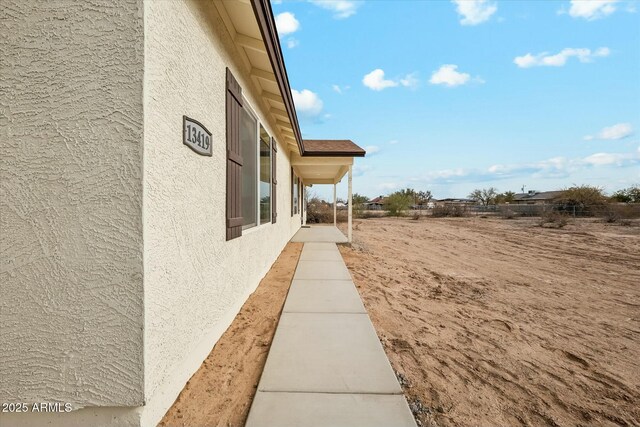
[158,242,302,427]
[338,217,640,427]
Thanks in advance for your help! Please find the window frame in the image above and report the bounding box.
[240,97,273,232]
[292,169,299,216]
[259,123,272,226]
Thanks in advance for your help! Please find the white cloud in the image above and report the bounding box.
[429,64,474,87]
[362,70,420,91]
[309,0,362,19]
[286,38,299,49]
[567,0,618,20]
[452,0,497,25]
[582,152,631,166]
[292,89,324,116]
[411,147,640,185]
[584,123,633,140]
[275,12,300,35]
[363,69,398,91]
[364,145,380,156]
[400,72,420,89]
[331,84,350,94]
[514,47,610,68]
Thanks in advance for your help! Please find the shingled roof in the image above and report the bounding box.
[302,139,366,157]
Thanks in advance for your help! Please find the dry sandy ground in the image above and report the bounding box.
[158,243,302,427]
[338,217,639,427]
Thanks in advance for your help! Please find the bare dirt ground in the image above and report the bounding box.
[338,217,640,427]
[159,242,302,427]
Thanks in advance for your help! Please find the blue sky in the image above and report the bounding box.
[272,0,640,200]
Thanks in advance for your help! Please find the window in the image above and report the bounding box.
[239,102,271,230]
[259,125,271,224]
[240,108,257,229]
[226,68,275,240]
[292,169,299,215]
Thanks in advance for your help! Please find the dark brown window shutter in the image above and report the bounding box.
[291,167,295,216]
[226,68,243,241]
[272,138,277,223]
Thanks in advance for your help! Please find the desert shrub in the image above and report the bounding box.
[306,197,332,224]
[611,185,640,203]
[432,205,468,218]
[386,192,412,216]
[499,206,516,219]
[306,204,353,224]
[359,210,386,219]
[555,185,607,216]
[306,206,332,223]
[351,193,369,217]
[599,203,640,223]
[538,211,569,228]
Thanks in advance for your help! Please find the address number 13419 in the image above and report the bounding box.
[183,116,212,156]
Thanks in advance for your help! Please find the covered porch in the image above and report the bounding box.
[291,139,365,243]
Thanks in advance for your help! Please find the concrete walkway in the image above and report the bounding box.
[290,225,348,243]
[245,235,416,426]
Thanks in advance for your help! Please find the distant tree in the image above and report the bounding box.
[397,188,417,203]
[612,190,632,203]
[386,191,412,216]
[395,188,432,207]
[495,190,516,204]
[351,193,369,217]
[352,193,369,206]
[468,187,498,206]
[611,185,640,203]
[556,185,607,209]
[503,191,516,203]
[416,190,433,206]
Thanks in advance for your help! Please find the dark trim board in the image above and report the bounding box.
[302,151,366,158]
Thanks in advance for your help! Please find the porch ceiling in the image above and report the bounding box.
[291,153,353,185]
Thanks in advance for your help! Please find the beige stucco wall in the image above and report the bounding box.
[140,0,301,425]
[1,0,300,425]
[0,0,145,416]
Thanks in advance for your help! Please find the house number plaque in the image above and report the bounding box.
[183,116,212,156]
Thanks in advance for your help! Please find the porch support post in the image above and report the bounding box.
[303,185,307,226]
[348,165,353,243]
[333,183,337,226]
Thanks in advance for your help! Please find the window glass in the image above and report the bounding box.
[259,125,271,224]
[241,108,257,228]
[293,172,299,214]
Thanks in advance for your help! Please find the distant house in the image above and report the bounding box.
[366,196,386,210]
[512,190,563,205]
[436,198,476,206]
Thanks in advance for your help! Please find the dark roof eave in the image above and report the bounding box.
[302,151,366,158]
[251,0,304,154]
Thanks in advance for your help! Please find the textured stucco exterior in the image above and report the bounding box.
[2,0,301,426]
[0,0,145,413]
[140,1,300,424]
